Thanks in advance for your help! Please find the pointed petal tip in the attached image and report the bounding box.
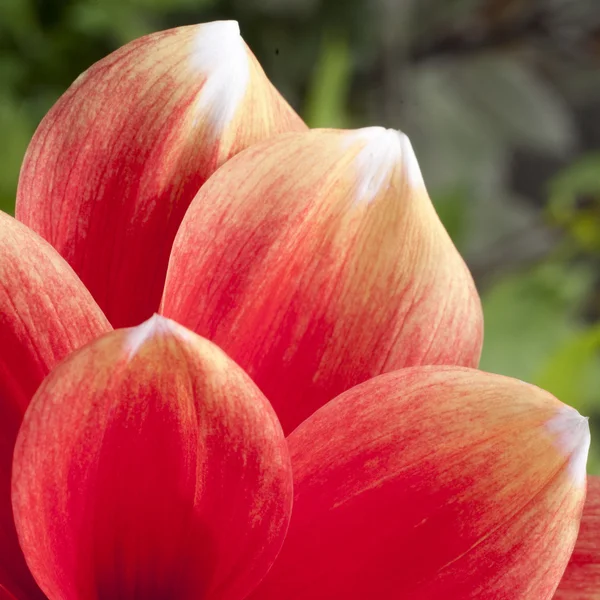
[546,406,590,486]
[125,314,190,356]
[396,130,425,188]
[250,369,587,600]
[194,20,243,48]
[191,20,249,129]
[209,19,241,35]
[16,21,305,330]
[13,317,293,600]
[350,126,425,203]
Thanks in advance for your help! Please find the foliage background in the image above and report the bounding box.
[1,0,600,468]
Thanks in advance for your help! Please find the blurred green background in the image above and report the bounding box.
[1,0,600,466]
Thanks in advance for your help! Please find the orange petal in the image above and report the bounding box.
[249,367,589,600]
[12,316,292,600]
[162,128,483,433]
[554,475,600,599]
[17,22,306,328]
[0,211,110,600]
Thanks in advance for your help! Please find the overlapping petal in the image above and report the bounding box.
[162,128,484,433]
[12,316,292,600]
[250,367,589,600]
[16,22,306,328]
[0,211,110,600]
[554,475,600,599]
[0,587,19,600]
[4,19,591,598]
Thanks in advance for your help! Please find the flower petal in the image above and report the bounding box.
[16,22,306,328]
[554,475,600,599]
[0,586,19,600]
[161,128,483,433]
[1,211,110,600]
[12,316,292,600]
[250,367,589,600]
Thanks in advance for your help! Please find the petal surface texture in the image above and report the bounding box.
[16,22,306,328]
[250,366,589,600]
[0,211,110,600]
[162,128,484,433]
[12,316,293,600]
[554,475,600,599]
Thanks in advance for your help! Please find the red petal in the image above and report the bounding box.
[250,367,589,600]
[0,212,109,600]
[161,128,483,433]
[554,475,600,599]
[12,316,292,600]
[0,586,20,600]
[17,22,306,328]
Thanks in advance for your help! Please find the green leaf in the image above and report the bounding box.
[69,0,154,43]
[534,324,600,412]
[431,185,470,248]
[303,31,351,128]
[479,262,592,382]
[0,95,35,214]
[548,154,600,252]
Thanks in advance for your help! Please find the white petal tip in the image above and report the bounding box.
[200,20,241,38]
[546,406,591,487]
[125,314,189,357]
[349,127,425,204]
[397,131,425,188]
[191,20,250,130]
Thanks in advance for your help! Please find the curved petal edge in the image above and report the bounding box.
[162,128,483,433]
[17,22,306,327]
[12,316,292,600]
[554,475,600,599]
[250,367,588,600]
[0,211,110,600]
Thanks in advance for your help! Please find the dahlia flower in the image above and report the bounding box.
[0,20,597,600]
